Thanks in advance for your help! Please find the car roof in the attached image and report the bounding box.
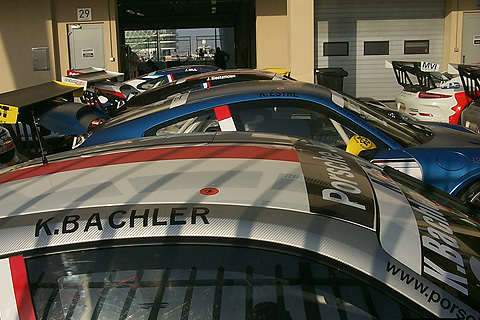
[123,69,284,108]
[100,80,334,130]
[0,132,479,316]
[146,64,220,76]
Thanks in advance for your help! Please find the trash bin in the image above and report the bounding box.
[314,68,348,92]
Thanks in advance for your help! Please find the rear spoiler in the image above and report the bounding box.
[0,81,84,162]
[62,67,124,89]
[390,61,439,91]
[458,64,480,101]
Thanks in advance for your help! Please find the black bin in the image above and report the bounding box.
[314,67,348,92]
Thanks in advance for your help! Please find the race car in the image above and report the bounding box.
[120,68,288,112]
[124,64,221,92]
[75,80,480,205]
[459,64,480,133]
[84,65,223,115]
[392,61,470,124]
[0,126,18,167]
[0,132,478,319]
[0,81,110,160]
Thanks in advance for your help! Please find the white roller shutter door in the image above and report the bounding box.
[314,0,445,100]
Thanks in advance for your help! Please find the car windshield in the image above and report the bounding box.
[339,93,433,147]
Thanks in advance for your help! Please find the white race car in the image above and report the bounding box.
[393,61,470,124]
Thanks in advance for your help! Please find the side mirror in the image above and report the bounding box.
[346,135,377,158]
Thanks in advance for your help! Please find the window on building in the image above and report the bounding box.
[364,41,389,55]
[323,42,349,56]
[404,40,429,54]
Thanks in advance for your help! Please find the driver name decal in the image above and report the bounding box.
[259,92,298,97]
[35,206,210,237]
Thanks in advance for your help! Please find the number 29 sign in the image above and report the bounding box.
[77,8,92,21]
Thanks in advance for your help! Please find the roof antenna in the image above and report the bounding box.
[31,111,48,165]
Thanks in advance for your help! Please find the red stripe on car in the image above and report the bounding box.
[9,256,35,320]
[449,92,471,124]
[0,145,299,184]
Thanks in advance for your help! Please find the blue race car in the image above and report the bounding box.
[76,80,480,204]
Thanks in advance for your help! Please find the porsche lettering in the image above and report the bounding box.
[35,207,210,237]
[315,150,366,210]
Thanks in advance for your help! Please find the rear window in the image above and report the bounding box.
[26,243,423,319]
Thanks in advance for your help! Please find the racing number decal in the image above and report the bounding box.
[214,105,237,131]
[0,104,19,124]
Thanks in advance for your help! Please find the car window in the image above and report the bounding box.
[138,77,170,91]
[229,99,368,150]
[340,94,433,147]
[151,110,219,136]
[26,244,424,319]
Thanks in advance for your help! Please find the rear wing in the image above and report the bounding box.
[391,61,439,91]
[0,81,83,161]
[458,64,480,101]
[62,67,124,89]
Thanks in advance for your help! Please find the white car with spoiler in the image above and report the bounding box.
[392,61,470,124]
[0,132,478,320]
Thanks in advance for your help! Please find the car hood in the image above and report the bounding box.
[415,123,480,148]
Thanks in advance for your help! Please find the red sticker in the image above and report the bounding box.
[199,187,220,196]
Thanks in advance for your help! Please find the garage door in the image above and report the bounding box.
[314,0,445,100]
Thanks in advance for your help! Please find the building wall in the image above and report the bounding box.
[315,0,445,100]
[0,0,56,92]
[0,0,119,94]
[443,0,479,68]
[52,0,119,78]
[255,0,314,82]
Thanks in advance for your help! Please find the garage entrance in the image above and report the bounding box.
[117,0,255,72]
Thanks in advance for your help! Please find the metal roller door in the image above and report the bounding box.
[314,0,445,100]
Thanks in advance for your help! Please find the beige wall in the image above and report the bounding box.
[0,0,56,92]
[443,0,479,68]
[0,0,119,94]
[256,0,314,82]
[53,0,119,78]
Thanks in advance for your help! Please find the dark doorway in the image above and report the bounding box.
[117,0,255,70]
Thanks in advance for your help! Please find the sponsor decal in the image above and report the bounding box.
[420,61,440,72]
[35,206,210,238]
[0,104,18,124]
[170,92,189,108]
[402,189,480,312]
[386,261,479,319]
[297,146,375,228]
[440,81,461,90]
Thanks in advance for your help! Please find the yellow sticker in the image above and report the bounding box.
[0,104,19,124]
[346,135,376,156]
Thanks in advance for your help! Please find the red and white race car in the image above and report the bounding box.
[393,61,471,124]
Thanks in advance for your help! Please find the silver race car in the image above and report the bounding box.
[0,132,478,319]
